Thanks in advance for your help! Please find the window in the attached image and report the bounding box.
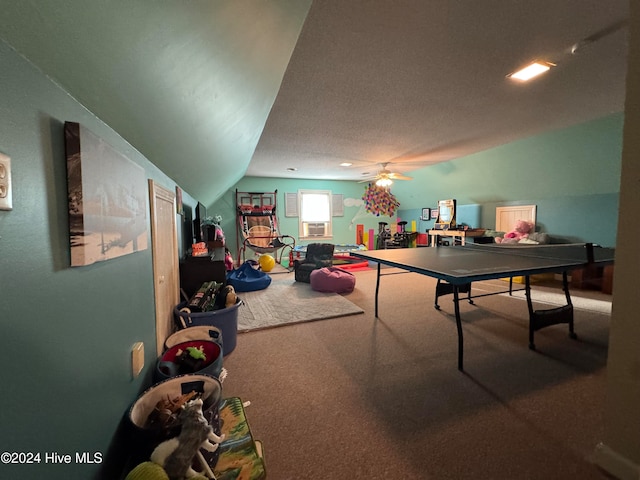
[298,189,332,239]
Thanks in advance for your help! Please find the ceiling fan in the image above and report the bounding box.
[359,162,413,186]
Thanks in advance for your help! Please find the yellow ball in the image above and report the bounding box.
[258,254,275,272]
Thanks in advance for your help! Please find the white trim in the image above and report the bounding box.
[594,442,640,480]
[285,191,344,218]
[297,189,333,239]
[148,179,180,356]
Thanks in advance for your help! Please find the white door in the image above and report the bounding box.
[496,205,537,232]
[148,180,180,355]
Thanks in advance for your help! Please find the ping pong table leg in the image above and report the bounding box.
[435,280,473,310]
[374,262,381,318]
[562,271,577,339]
[435,279,442,310]
[453,286,464,371]
[526,272,577,350]
[525,276,536,350]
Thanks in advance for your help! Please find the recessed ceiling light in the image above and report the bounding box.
[340,162,352,167]
[507,61,556,81]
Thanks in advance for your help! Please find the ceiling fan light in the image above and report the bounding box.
[508,61,555,81]
[376,178,392,187]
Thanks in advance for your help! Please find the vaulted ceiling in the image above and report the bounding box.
[0,1,629,207]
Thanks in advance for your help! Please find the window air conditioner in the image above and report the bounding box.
[305,222,326,237]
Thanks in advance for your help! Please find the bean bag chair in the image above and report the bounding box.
[226,261,271,292]
[310,267,356,294]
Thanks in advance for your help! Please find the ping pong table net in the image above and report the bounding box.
[463,242,612,264]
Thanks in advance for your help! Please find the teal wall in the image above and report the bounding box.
[213,114,623,252]
[397,204,482,236]
[392,114,623,248]
[0,40,197,478]
[209,177,398,260]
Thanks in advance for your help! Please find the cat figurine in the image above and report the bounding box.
[151,398,225,479]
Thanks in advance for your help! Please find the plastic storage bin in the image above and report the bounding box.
[164,325,223,350]
[127,374,223,462]
[174,298,241,355]
[155,326,224,382]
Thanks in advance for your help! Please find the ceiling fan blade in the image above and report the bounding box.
[388,173,413,180]
[358,161,412,182]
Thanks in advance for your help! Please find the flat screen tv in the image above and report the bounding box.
[183,205,194,250]
[193,202,206,243]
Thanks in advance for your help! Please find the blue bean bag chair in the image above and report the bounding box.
[226,261,271,292]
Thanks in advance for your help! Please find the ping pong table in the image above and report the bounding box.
[352,243,615,371]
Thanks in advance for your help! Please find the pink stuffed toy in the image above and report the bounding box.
[224,248,234,271]
[495,220,534,244]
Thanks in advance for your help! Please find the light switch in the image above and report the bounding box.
[0,153,11,211]
[131,342,144,378]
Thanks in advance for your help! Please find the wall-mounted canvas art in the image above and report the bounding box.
[64,122,148,266]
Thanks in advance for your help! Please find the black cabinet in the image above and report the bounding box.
[179,248,226,298]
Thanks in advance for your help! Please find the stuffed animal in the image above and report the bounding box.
[224,249,234,271]
[175,346,207,374]
[150,398,225,479]
[213,285,236,309]
[222,285,237,308]
[495,220,534,244]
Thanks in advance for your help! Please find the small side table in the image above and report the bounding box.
[428,229,486,247]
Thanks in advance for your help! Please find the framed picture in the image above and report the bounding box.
[64,122,148,266]
[176,186,183,215]
[421,208,430,221]
[431,207,439,219]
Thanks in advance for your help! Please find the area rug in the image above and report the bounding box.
[236,275,364,332]
[502,289,612,315]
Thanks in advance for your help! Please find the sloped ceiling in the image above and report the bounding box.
[0,1,629,206]
[0,0,311,207]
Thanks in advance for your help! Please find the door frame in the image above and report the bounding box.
[148,179,180,354]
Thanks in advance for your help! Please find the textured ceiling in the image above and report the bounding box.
[249,0,629,182]
[0,1,629,206]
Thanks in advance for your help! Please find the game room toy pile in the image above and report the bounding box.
[125,325,265,479]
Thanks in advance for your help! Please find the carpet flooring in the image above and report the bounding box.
[504,287,612,314]
[468,279,613,315]
[236,273,364,332]
[222,268,613,480]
